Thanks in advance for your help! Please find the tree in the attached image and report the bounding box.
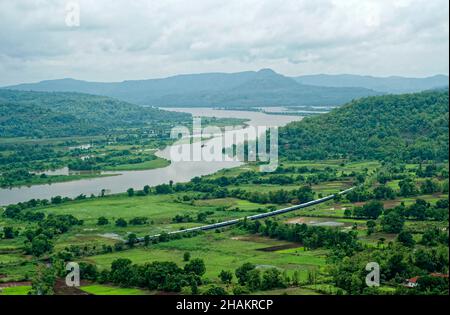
[196,212,208,222]
[127,188,135,197]
[109,258,133,286]
[373,185,395,200]
[30,234,53,257]
[398,178,418,197]
[381,211,404,233]
[144,235,150,246]
[203,286,228,295]
[127,233,137,247]
[344,209,352,218]
[184,258,206,276]
[406,199,428,220]
[79,262,98,280]
[247,269,262,291]
[2,226,14,239]
[416,275,449,294]
[436,198,449,209]
[366,220,376,236]
[143,185,150,195]
[129,217,148,225]
[219,270,233,285]
[115,218,127,227]
[183,252,191,262]
[261,268,285,290]
[155,184,173,194]
[420,179,441,194]
[363,200,384,219]
[30,264,56,295]
[397,231,415,247]
[235,263,256,285]
[97,216,109,226]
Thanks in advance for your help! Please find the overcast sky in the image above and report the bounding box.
[0,0,448,86]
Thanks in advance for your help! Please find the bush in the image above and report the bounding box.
[115,218,127,227]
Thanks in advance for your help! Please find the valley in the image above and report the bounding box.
[0,88,448,297]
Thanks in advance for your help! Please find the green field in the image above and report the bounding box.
[83,230,327,281]
[0,158,447,295]
[80,284,149,295]
[0,285,31,295]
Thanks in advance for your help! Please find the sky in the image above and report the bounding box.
[0,0,448,86]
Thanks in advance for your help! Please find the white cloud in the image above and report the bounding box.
[0,0,448,85]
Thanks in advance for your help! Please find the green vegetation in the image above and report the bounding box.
[80,284,149,295]
[0,89,448,296]
[0,89,190,138]
[280,90,449,161]
[0,285,31,295]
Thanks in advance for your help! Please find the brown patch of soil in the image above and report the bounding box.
[353,200,400,209]
[257,243,302,252]
[0,281,31,288]
[286,217,307,224]
[230,235,269,242]
[155,291,179,295]
[53,279,90,295]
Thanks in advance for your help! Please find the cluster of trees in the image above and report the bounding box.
[172,211,214,224]
[346,179,447,205]
[346,200,384,219]
[192,168,341,186]
[346,192,448,223]
[0,89,190,138]
[73,258,206,293]
[0,142,65,174]
[232,263,287,292]
[330,243,449,295]
[2,194,92,221]
[348,198,448,235]
[95,216,149,227]
[383,199,449,224]
[240,219,360,252]
[20,214,83,257]
[68,151,159,171]
[1,226,16,239]
[168,183,315,205]
[280,90,449,162]
[2,202,83,257]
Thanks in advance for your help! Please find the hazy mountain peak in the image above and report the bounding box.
[257,68,277,75]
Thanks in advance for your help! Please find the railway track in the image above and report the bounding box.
[135,186,356,243]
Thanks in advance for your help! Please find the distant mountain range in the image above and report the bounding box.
[293,74,449,94]
[4,69,448,107]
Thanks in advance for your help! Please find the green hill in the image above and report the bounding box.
[279,89,449,162]
[0,89,190,138]
[5,69,381,107]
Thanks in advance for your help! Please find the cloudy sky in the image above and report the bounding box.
[0,0,448,86]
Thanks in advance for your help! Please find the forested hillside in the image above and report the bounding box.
[280,90,449,162]
[0,89,189,138]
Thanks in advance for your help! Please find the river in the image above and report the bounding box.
[0,108,302,206]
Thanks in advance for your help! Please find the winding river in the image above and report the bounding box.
[0,109,302,206]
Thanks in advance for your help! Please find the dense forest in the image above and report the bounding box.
[280,90,449,162]
[0,89,190,138]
